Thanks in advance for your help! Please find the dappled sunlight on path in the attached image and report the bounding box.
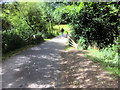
[2,36,67,88]
[61,49,118,88]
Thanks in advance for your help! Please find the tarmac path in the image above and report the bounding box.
[2,36,67,88]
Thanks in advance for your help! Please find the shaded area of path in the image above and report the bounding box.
[2,36,67,88]
[61,49,118,88]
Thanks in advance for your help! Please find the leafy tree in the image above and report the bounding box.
[68,2,119,48]
[2,2,56,54]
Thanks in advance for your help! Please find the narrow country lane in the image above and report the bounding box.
[2,36,67,88]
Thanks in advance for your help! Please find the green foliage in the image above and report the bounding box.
[100,38,119,67]
[70,2,119,48]
[42,33,55,39]
[77,37,88,50]
[53,2,119,76]
[2,2,56,55]
[53,2,119,48]
[53,2,84,24]
[86,38,119,69]
[85,39,119,76]
[2,29,44,54]
[2,30,25,53]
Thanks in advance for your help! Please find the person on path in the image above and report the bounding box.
[66,32,68,38]
[61,28,64,37]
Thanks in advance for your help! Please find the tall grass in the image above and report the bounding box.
[79,38,120,76]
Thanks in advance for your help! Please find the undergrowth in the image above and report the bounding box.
[83,38,120,77]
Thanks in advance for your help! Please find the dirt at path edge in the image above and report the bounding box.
[61,49,118,88]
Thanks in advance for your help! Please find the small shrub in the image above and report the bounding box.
[77,37,88,50]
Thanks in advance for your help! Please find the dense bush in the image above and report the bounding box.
[70,2,119,49]
[2,30,25,53]
[54,2,119,49]
[100,38,119,67]
[2,30,44,54]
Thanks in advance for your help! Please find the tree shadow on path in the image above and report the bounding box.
[61,49,118,88]
[2,37,67,88]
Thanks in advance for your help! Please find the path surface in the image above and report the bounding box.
[61,49,118,88]
[2,36,67,88]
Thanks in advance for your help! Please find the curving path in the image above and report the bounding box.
[2,36,67,88]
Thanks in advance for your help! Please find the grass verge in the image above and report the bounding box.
[64,44,120,77]
[83,49,120,77]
